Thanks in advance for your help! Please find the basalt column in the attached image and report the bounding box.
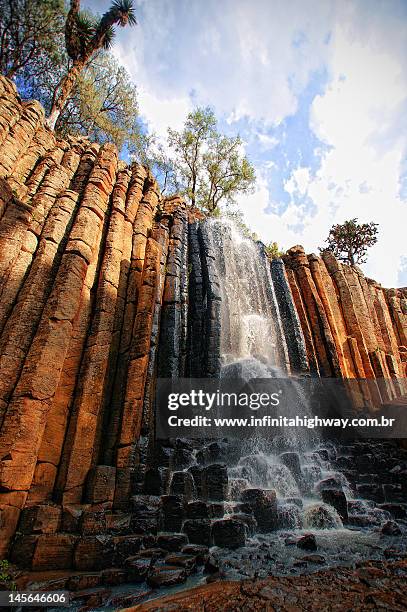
[270,258,309,374]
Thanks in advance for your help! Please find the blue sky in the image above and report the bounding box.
[85,0,407,287]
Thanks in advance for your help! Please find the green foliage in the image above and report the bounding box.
[0,0,65,79]
[3,0,142,151]
[166,107,256,213]
[265,241,285,259]
[133,133,180,196]
[0,559,16,591]
[65,0,137,64]
[222,208,258,240]
[55,52,140,149]
[319,218,379,265]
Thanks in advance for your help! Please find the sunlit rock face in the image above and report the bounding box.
[0,74,406,586]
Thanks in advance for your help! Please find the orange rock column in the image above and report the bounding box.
[0,144,117,553]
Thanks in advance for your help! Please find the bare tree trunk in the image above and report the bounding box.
[47,62,84,130]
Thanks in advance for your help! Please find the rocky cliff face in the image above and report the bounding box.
[0,75,406,566]
[283,246,407,382]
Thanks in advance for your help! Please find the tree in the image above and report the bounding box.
[132,134,180,196]
[319,218,379,265]
[54,52,140,148]
[0,0,64,80]
[167,107,255,213]
[265,241,285,259]
[47,0,137,129]
[2,0,142,152]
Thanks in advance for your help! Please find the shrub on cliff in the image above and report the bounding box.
[319,218,379,265]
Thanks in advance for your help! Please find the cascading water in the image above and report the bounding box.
[206,218,289,379]
[193,219,406,580]
[204,219,343,512]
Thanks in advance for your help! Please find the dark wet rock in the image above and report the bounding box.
[356,454,375,473]
[182,544,210,564]
[341,470,358,485]
[384,547,404,559]
[316,477,343,493]
[297,533,317,551]
[109,590,153,608]
[211,519,246,549]
[383,484,404,503]
[153,445,173,467]
[70,587,112,607]
[113,535,142,564]
[125,557,152,582]
[61,506,83,533]
[202,464,228,501]
[183,519,212,546]
[229,478,250,500]
[378,503,407,520]
[147,565,187,588]
[197,442,227,466]
[186,500,209,519]
[209,502,225,518]
[230,513,257,535]
[240,488,277,532]
[169,471,196,500]
[137,547,167,560]
[142,534,158,549]
[302,554,326,564]
[381,521,402,536]
[160,495,185,532]
[204,554,221,574]
[172,447,194,470]
[156,533,188,552]
[358,474,379,484]
[315,449,330,462]
[80,510,107,535]
[321,488,349,522]
[348,515,376,528]
[188,465,204,498]
[100,568,127,586]
[144,467,170,495]
[348,500,374,515]
[285,497,303,508]
[356,484,385,503]
[278,503,303,529]
[165,553,197,573]
[67,573,101,591]
[205,570,226,584]
[293,560,308,569]
[335,456,352,470]
[130,495,160,534]
[280,452,302,479]
[304,503,341,529]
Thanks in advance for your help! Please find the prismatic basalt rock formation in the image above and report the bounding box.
[0,74,406,577]
[283,246,407,385]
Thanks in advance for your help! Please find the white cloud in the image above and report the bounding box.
[284,167,311,197]
[239,7,407,287]
[108,0,335,130]
[256,132,279,151]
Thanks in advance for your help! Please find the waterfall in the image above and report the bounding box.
[201,218,345,526]
[204,218,290,378]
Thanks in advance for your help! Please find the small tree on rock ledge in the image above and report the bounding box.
[319,218,379,265]
[167,107,256,214]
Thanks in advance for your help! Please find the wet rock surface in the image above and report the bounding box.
[122,557,407,611]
